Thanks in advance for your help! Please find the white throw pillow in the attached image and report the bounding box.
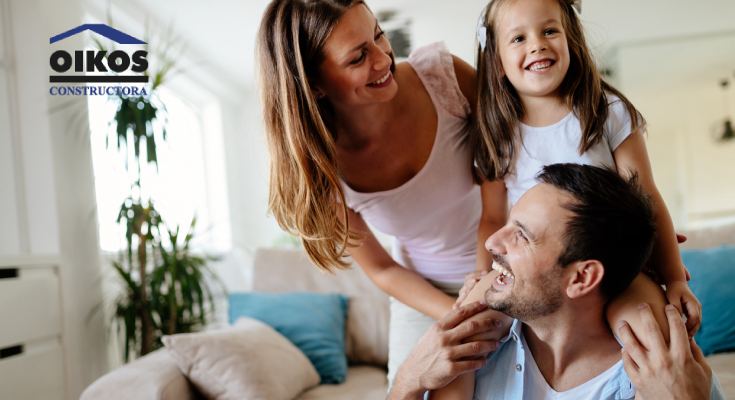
[162,317,320,400]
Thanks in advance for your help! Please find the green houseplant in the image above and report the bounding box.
[98,31,222,361]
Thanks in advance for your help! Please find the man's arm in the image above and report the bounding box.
[388,302,501,399]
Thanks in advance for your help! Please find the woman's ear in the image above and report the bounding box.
[565,260,604,299]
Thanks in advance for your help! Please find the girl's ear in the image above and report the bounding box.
[565,260,604,299]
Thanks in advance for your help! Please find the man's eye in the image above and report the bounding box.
[515,230,528,242]
[351,49,367,65]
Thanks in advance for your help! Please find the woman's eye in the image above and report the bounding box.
[351,49,367,65]
[375,29,385,41]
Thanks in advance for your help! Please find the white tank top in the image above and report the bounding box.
[341,42,480,283]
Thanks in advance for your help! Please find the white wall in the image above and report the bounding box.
[617,32,735,227]
[1,0,108,398]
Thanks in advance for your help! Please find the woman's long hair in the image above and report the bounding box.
[257,0,363,271]
[473,0,645,180]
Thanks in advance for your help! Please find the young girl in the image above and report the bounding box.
[434,0,702,398]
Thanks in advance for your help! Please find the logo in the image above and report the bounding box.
[49,24,149,96]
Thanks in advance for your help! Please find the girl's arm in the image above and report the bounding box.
[342,208,455,320]
[475,179,508,272]
[612,131,702,334]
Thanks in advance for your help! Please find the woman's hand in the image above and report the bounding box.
[389,302,500,399]
[665,280,702,336]
[618,304,712,400]
[454,271,489,309]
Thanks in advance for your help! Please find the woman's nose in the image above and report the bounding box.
[371,43,392,71]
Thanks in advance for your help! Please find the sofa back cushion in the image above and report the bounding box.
[251,247,389,366]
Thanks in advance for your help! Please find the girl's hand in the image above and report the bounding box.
[665,280,702,336]
[454,271,489,309]
[674,233,691,281]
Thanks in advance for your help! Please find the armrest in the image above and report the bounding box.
[81,349,199,400]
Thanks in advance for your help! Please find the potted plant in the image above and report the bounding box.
[97,30,222,361]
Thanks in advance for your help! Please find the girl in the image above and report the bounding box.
[435,0,702,398]
[257,0,509,386]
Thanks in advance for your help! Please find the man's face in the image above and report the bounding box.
[483,183,574,320]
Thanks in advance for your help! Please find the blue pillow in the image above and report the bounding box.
[228,292,349,384]
[681,245,735,355]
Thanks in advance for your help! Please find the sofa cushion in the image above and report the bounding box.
[162,318,319,400]
[251,247,390,366]
[80,349,197,400]
[229,292,349,384]
[681,245,735,355]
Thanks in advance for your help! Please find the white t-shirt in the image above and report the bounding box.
[522,335,625,400]
[505,96,639,205]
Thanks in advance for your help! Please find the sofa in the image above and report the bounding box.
[81,222,735,399]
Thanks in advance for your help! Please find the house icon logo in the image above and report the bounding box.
[49,23,149,85]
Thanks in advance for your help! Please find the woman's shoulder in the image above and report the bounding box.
[403,42,471,117]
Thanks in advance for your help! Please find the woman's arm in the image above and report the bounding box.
[613,131,701,334]
[343,208,455,320]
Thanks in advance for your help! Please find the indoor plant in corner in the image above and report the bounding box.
[99,33,222,362]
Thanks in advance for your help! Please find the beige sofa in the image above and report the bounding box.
[82,223,735,399]
[82,247,391,399]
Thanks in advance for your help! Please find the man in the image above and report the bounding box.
[390,164,723,399]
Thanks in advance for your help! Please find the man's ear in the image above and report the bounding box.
[565,260,604,299]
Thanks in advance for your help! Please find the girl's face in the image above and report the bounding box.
[315,4,397,109]
[495,0,570,102]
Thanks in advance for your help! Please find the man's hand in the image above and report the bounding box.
[389,302,501,400]
[618,303,712,400]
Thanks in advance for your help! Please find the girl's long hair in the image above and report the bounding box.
[473,0,645,180]
[257,0,362,271]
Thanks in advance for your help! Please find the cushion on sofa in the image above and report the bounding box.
[162,318,319,400]
[681,245,735,355]
[229,292,349,384]
[251,248,390,366]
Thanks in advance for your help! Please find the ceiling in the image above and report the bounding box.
[97,0,735,91]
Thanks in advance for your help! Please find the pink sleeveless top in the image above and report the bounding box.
[341,43,480,283]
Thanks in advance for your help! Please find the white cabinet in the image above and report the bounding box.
[0,257,66,400]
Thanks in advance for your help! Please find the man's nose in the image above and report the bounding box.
[485,229,507,254]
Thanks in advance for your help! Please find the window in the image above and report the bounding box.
[88,84,231,252]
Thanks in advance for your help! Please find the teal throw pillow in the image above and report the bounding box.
[228,292,349,384]
[681,245,735,355]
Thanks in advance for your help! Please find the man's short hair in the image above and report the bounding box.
[537,163,656,299]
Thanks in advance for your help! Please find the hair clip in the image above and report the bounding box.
[476,5,488,50]
[570,0,581,14]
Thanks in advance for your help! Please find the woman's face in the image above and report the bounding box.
[315,4,397,108]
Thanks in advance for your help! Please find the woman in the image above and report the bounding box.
[257,0,508,383]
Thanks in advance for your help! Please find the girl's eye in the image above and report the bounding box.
[511,35,524,44]
[351,49,368,65]
[544,28,558,36]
